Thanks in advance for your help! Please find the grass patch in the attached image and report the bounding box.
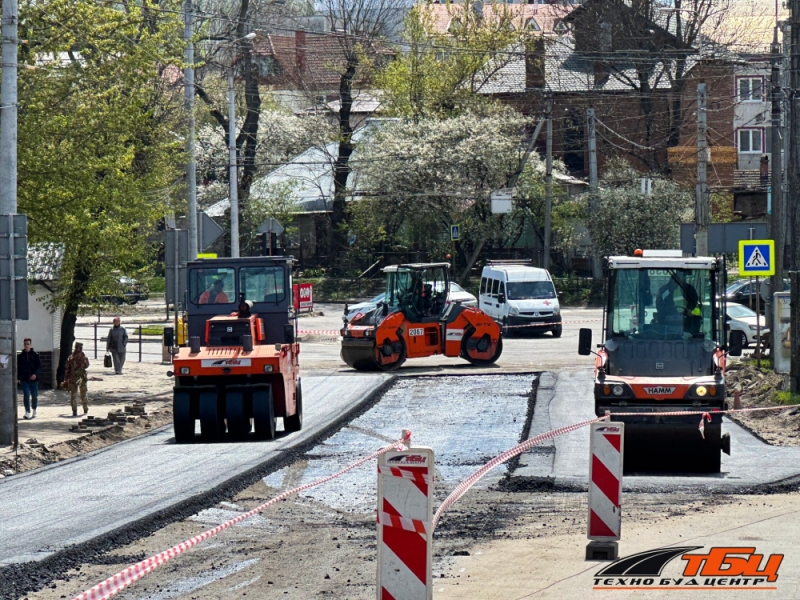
[775,391,800,405]
[147,277,165,294]
[132,324,166,336]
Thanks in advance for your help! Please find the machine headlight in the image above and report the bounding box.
[612,385,624,396]
[263,364,274,373]
[749,325,759,331]
[509,306,520,316]
[696,385,708,397]
[553,306,560,316]
[180,367,190,375]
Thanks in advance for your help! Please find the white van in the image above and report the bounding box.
[479,262,561,337]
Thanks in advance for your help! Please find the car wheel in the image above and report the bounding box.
[730,330,747,351]
[551,324,563,338]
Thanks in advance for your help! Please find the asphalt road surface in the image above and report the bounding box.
[0,374,389,566]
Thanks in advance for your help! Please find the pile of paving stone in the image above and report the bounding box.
[69,401,147,433]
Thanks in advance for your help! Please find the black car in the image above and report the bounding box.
[102,276,150,305]
[725,278,789,314]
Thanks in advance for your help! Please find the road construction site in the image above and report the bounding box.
[1,302,799,600]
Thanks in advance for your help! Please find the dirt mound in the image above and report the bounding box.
[726,359,800,446]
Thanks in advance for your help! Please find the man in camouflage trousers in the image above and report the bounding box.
[64,341,90,416]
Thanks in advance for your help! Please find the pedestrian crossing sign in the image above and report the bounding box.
[738,239,775,276]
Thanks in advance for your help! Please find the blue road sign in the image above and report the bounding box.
[738,240,775,277]
[450,224,460,241]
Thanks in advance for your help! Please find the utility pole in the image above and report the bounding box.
[587,107,601,279]
[695,83,709,257]
[0,0,19,447]
[544,94,553,271]
[184,0,198,260]
[769,27,784,328]
[228,65,240,257]
[791,0,800,392]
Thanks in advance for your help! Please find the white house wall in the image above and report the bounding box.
[16,285,56,351]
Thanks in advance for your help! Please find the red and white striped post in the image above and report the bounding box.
[377,436,434,600]
[586,422,624,561]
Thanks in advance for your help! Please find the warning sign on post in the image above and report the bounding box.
[738,240,775,277]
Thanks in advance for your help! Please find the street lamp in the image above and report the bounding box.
[226,31,255,257]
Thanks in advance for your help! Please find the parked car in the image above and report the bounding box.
[726,278,790,314]
[726,303,769,348]
[102,276,150,305]
[344,283,477,322]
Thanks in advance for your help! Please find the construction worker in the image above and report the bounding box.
[199,279,229,304]
[64,341,90,416]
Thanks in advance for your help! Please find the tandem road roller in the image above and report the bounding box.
[168,256,302,443]
[341,262,503,371]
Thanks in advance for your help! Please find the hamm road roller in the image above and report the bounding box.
[578,250,743,473]
[169,256,301,443]
[341,262,503,370]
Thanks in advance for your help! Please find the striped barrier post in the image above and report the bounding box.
[377,440,434,600]
[586,421,624,561]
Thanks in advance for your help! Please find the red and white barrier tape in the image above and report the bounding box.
[377,510,429,534]
[298,329,342,335]
[73,432,411,600]
[432,415,609,531]
[610,404,795,439]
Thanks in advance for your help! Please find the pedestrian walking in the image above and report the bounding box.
[106,317,128,374]
[64,341,90,417]
[17,337,41,419]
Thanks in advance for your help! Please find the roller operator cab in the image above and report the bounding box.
[169,256,302,443]
[479,262,561,337]
[578,250,743,473]
[340,263,503,371]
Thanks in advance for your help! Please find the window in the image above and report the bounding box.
[498,282,505,298]
[738,77,763,102]
[507,281,557,300]
[553,20,569,34]
[490,279,499,297]
[609,268,714,340]
[525,18,541,32]
[738,129,763,153]
[240,266,286,304]
[480,277,487,294]
[190,268,235,305]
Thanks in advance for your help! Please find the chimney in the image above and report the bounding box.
[296,29,306,72]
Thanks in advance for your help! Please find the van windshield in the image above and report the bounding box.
[507,281,556,300]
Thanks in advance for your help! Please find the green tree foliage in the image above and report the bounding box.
[354,109,553,281]
[583,159,693,258]
[17,0,185,380]
[378,2,523,118]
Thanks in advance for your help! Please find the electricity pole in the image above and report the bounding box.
[544,94,553,271]
[791,0,800,392]
[184,0,198,260]
[587,107,601,279]
[769,28,784,328]
[0,0,19,447]
[695,83,709,257]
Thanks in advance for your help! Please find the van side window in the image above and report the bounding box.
[498,282,505,298]
[490,279,499,297]
[480,277,487,294]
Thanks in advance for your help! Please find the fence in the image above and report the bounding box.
[77,322,167,364]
